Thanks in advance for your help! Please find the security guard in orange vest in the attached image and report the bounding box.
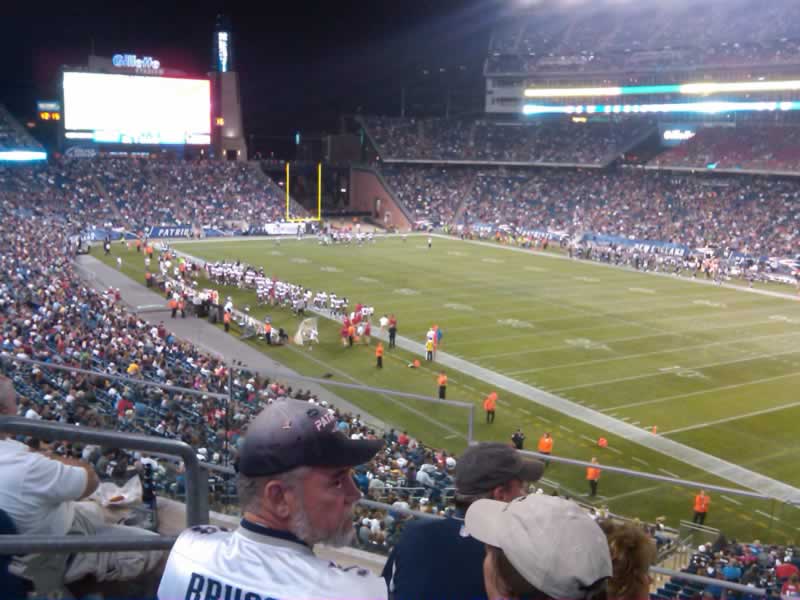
[483,392,497,424]
[223,310,231,332]
[586,457,601,497]
[537,432,553,467]
[168,297,178,318]
[376,343,384,369]
[437,372,447,399]
[693,490,710,525]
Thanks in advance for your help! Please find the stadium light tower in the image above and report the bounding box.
[210,14,247,161]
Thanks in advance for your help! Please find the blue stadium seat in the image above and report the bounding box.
[0,509,33,598]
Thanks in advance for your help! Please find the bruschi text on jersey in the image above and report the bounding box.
[157,522,387,600]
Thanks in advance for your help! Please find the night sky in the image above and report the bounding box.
[1,2,505,155]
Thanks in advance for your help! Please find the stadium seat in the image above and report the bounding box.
[0,509,33,597]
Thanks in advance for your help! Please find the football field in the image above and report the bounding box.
[103,234,800,540]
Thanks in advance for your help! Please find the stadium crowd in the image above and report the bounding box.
[658,538,800,600]
[362,116,653,164]
[652,125,800,173]
[0,156,288,234]
[0,104,44,152]
[383,166,799,258]
[486,0,800,75]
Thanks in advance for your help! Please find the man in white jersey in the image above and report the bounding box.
[157,399,387,600]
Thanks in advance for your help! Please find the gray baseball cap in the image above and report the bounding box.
[455,442,544,495]
[466,495,612,600]
[238,399,384,477]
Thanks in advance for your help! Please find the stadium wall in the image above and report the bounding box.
[350,166,413,230]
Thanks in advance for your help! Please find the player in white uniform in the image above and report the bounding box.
[158,399,387,600]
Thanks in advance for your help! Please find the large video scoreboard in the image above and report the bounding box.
[63,71,211,146]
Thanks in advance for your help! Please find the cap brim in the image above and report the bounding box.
[325,437,385,468]
[518,457,545,482]
[464,499,508,547]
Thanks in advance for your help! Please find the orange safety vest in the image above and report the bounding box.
[265,323,272,334]
[586,466,601,481]
[223,312,231,324]
[538,436,553,453]
[168,299,178,309]
[483,393,497,411]
[438,374,447,387]
[376,345,384,357]
[694,494,710,513]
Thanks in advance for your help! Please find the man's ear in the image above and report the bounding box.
[264,480,293,519]
[490,485,506,502]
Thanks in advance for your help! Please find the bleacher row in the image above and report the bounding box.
[0,104,43,152]
[486,0,800,75]
[362,116,654,165]
[362,116,800,175]
[381,165,799,259]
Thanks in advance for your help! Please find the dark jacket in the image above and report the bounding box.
[382,510,486,600]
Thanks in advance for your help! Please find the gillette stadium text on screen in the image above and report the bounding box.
[62,71,211,145]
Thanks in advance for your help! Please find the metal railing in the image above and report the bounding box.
[518,449,781,502]
[0,416,208,555]
[0,419,772,597]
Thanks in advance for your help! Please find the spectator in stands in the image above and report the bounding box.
[0,375,163,597]
[464,494,612,600]
[782,574,800,600]
[598,520,657,600]
[157,398,387,600]
[382,442,543,600]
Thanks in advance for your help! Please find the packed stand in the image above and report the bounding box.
[0,104,44,152]
[486,0,800,75]
[0,157,287,234]
[384,166,799,257]
[653,538,800,600]
[363,116,653,165]
[382,166,475,227]
[652,125,800,173]
[0,206,370,499]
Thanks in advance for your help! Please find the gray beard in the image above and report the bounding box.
[289,501,355,548]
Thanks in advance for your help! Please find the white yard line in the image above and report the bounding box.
[605,371,800,412]
[755,509,781,521]
[555,348,800,393]
[430,234,800,303]
[509,331,800,376]
[603,484,664,503]
[631,457,649,466]
[559,425,574,433]
[660,401,800,435]
[721,495,743,506]
[477,317,794,362]
[658,468,680,478]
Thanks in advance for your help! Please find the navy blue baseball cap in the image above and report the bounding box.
[238,399,384,477]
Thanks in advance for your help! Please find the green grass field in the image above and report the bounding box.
[100,234,800,541]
